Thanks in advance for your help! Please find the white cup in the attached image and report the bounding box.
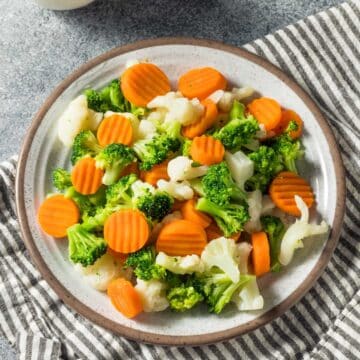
[35,0,95,10]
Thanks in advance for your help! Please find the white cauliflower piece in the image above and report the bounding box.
[88,109,104,130]
[279,195,329,266]
[232,276,264,311]
[261,195,276,215]
[157,179,194,200]
[234,242,252,274]
[137,120,157,140]
[218,87,254,112]
[156,252,205,274]
[131,180,155,200]
[167,156,208,182]
[201,237,240,283]
[74,252,127,291]
[225,150,254,190]
[135,279,169,312]
[244,190,263,233]
[207,89,225,103]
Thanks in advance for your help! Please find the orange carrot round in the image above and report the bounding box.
[251,232,270,276]
[140,159,169,186]
[71,157,103,195]
[37,195,79,238]
[104,210,150,254]
[190,135,225,165]
[182,99,218,139]
[181,199,212,228]
[97,114,133,146]
[121,63,171,107]
[178,67,227,100]
[273,109,303,139]
[269,171,314,216]
[156,219,207,256]
[248,97,282,131]
[107,278,143,318]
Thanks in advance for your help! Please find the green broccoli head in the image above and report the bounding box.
[67,224,107,266]
[197,267,252,314]
[65,186,97,219]
[81,205,120,232]
[71,130,103,165]
[136,192,173,222]
[84,89,103,112]
[95,143,136,185]
[181,139,193,157]
[105,174,138,207]
[125,246,167,281]
[133,134,181,171]
[261,215,285,272]
[196,197,250,237]
[202,162,247,206]
[159,120,183,140]
[245,145,284,192]
[52,168,72,191]
[167,283,204,312]
[213,100,259,150]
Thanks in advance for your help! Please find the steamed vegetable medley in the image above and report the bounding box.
[37,61,329,318]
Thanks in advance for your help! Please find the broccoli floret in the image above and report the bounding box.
[125,246,167,281]
[181,139,192,157]
[159,119,183,140]
[245,145,284,192]
[136,192,173,222]
[197,267,252,314]
[81,205,120,231]
[201,162,247,206]
[213,100,259,151]
[261,215,285,272]
[133,134,181,171]
[67,224,107,266]
[70,130,103,165]
[52,168,72,191]
[105,174,138,207]
[167,283,204,312]
[95,143,135,185]
[196,197,249,237]
[84,89,103,112]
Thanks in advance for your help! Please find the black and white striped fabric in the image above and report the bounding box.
[1,1,359,358]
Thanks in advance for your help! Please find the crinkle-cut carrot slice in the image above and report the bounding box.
[190,135,225,165]
[140,159,169,186]
[156,219,207,256]
[37,195,79,238]
[182,99,218,139]
[71,157,103,195]
[248,97,282,131]
[273,109,303,139]
[97,114,133,146]
[251,231,270,277]
[121,63,171,107]
[178,67,227,100]
[269,171,315,216]
[104,210,150,254]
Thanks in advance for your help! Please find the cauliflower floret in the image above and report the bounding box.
[167,156,208,182]
[137,120,157,140]
[131,180,155,200]
[58,95,102,146]
[201,237,240,283]
[244,190,263,233]
[135,279,169,312]
[232,276,264,311]
[234,242,252,274]
[225,150,254,190]
[74,252,128,291]
[279,195,329,266]
[261,195,276,215]
[207,89,225,103]
[218,87,254,112]
[156,252,205,274]
[157,179,194,201]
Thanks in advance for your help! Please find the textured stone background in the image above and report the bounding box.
[0,0,342,358]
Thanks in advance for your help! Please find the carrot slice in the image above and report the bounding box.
[273,109,303,139]
[182,99,218,139]
[178,67,227,100]
[121,63,171,107]
[181,199,212,228]
[190,135,225,165]
[120,161,139,178]
[71,157,103,195]
[205,221,240,241]
[104,210,150,254]
[172,200,186,211]
[97,114,133,146]
[247,97,282,131]
[269,171,314,216]
[251,232,270,276]
[156,219,207,256]
[140,159,169,186]
[107,278,143,318]
[37,195,79,238]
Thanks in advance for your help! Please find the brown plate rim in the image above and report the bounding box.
[15,37,346,346]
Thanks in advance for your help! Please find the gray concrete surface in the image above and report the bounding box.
[0,0,342,358]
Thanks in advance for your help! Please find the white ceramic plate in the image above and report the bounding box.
[16,39,345,345]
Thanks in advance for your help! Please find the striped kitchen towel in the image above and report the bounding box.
[1,1,359,359]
